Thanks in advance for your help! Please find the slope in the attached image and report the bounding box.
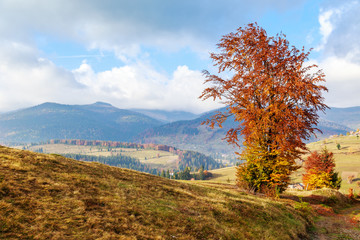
[319,106,360,129]
[138,107,238,156]
[210,134,360,192]
[131,108,199,123]
[0,102,162,143]
[0,146,310,239]
[138,107,352,156]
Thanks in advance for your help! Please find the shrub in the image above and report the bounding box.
[303,148,341,190]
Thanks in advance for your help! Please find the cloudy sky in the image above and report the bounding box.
[0,0,359,113]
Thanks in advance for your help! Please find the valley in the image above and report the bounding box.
[24,143,179,169]
[16,139,223,177]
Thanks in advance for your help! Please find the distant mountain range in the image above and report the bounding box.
[130,109,199,123]
[0,102,357,156]
[319,106,360,130]
[137,107,354,155]
[0,102,162,143]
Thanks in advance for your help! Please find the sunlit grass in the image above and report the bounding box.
[0,146,312,239]
[209,135,360,193]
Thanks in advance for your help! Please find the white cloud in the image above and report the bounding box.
[309,55,360,108]
[310,1,360,108]
[315,9,337,51]
[0,0,304,61]
[0,41,89,112]
[0,40,221,113]
[318,1,360,62]
[72,62,222,113]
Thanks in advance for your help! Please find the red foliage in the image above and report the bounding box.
[304,150,335,174]
[200,23,328,192]
[302,148,340,190]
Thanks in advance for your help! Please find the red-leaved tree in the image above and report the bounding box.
[200,23,328,193]
[303,148,341,190]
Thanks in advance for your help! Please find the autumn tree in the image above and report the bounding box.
[200,23,328,193]
[302,148,341,190]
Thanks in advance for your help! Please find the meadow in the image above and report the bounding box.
[0,146,312,239]
[209,135,360,193]
[25,143,179,169]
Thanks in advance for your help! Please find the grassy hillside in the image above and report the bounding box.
[0,146,311,239]
[296,135,360,192]
[209,135,360,192]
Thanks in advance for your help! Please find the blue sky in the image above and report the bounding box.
[0,0,359,113]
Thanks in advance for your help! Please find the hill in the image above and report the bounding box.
[0,146,311,239]
[0,102,162,143]
[209,134,360,192]
[131,109,199,123]
[137,107,352,157]
[138,107,239,158]
[292,134,360,192]
[319,106,360,129]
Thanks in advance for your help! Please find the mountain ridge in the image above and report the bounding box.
[0,102,358,157]
[137,107,354,156]
[0,102,162,143]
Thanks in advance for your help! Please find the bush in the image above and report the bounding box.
[303,148,341,190]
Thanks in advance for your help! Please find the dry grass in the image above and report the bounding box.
[0,146,312,239]
[208,167,237,184]
[209,136,360,193]
[296,135,360,193]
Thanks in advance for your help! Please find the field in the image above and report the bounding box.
[19,135,360,192]
[0,146,312,239]
[23,143,179,169]
[296,135,360,192]
[209,135,360,193]
[209,167,237,184]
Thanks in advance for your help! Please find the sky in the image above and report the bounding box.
[0,0,359,113]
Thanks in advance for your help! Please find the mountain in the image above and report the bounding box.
[137,107,352,156]
[137,107,238,155]
[0,102,162,143]
[319,106,360,130]
[0,146,311,239]
[130,108,199,123]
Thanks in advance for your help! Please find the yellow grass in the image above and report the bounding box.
[0,146,313,239]
[208,166,237,184]
[209,135,360,193]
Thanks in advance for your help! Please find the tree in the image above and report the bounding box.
[198,165,205,180]
[200,23,328,193]
[302,148,341,190]
[179,167,191,180]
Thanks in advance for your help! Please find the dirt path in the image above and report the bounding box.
[311,203,360,239]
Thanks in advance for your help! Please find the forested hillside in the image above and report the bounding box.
[0,102,162,143]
